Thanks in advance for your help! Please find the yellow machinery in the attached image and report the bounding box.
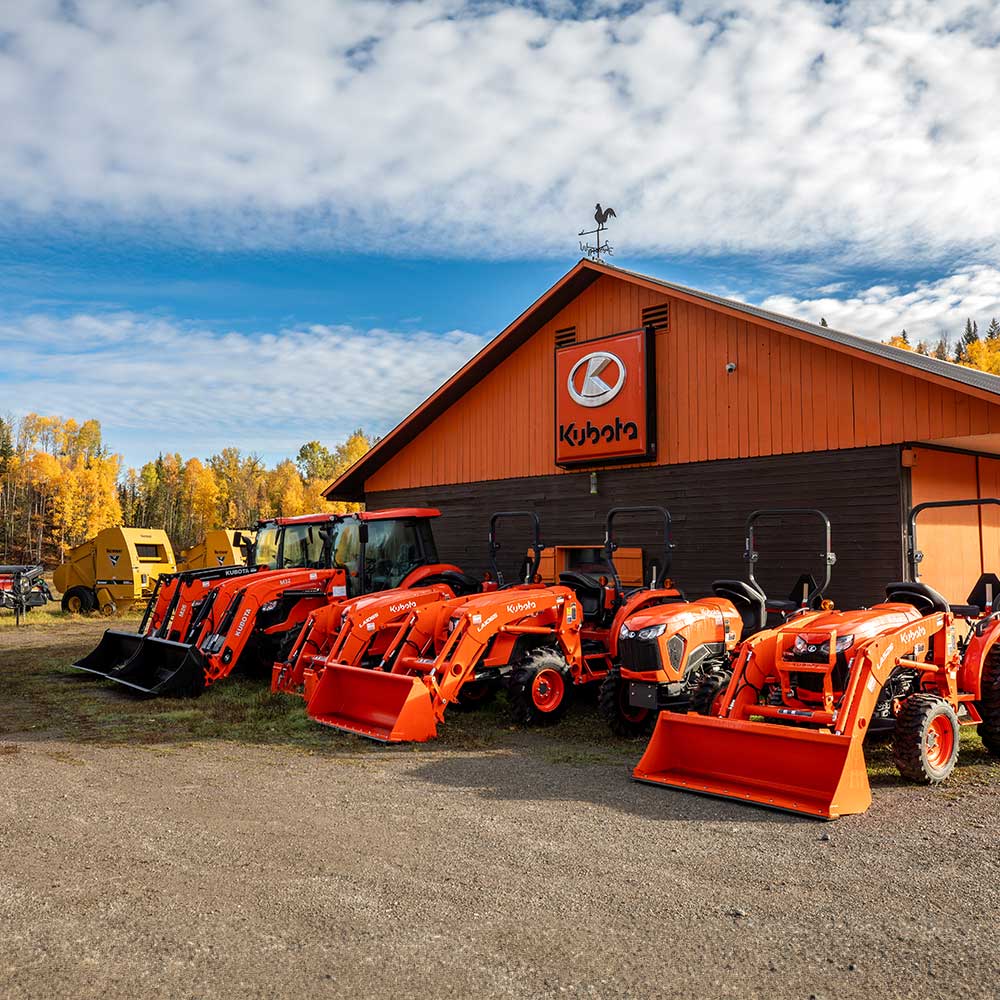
[177,529,254,572]
[53,527,176,615]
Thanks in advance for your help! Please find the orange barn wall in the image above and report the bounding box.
[909,447,1000,602]
[366,275,1000,493]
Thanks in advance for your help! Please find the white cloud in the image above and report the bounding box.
[0,313,488,466]
[756,265,1000,345]
[1,0,999,261]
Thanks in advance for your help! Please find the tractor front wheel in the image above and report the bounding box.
[598,668,654,737]
[690,670,732,717]
[977,651,1000,757]
[509,650,572,726]
[893,694,960,784]
[61,587,96,615]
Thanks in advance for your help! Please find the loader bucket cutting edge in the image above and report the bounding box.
[74,632,206,698]
[307,663,438,743]
[632,713,872,820]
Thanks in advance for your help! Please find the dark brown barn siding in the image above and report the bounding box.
[369,445,904,611]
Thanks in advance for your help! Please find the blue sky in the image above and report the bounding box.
[3,0,1000,469]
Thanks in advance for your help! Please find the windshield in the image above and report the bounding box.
[281,523,335,569]
[253,525,280,568]
[363,518,437,591]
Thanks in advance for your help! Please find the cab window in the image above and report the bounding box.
[254,526,280,568]
[281,524,331,569]
[363,519,437,591]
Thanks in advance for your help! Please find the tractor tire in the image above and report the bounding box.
[454,678,498,712]
[977,651,1000,757]
[691,670,732,716]
[61,587,96,615]
[892,694,960,784]
[508,650,573,726]
[598,668,654,737]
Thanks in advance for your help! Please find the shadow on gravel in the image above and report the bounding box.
[402,747,814,825]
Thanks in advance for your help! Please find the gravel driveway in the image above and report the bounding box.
[1,736,997,999]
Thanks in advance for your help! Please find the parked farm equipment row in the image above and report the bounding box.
[66,500,1000,819]
[0,565,54,624]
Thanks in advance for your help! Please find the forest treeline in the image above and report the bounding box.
[0,413,371,564]
[882,315,1000,369]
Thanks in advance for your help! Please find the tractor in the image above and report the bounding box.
[600,508,837,735]
[271,510,539,700]
[72,509,468,697]
[632,499,1000,818]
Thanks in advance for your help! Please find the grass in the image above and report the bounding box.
[0,613,998,792]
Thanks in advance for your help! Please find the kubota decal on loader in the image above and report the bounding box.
[632,499,1000,819]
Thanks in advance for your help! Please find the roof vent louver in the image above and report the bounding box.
[555,326,577,349]
[641,304,669,333]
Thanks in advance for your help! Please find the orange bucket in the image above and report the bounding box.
[633,713,872,819]
[307,663,438,743]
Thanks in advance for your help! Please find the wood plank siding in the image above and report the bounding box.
[366,274,1000,493]
[369,445,904,611]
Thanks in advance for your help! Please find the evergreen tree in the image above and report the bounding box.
[987,316,1000,341]
[933,336,950,361]
[955,317,979,364]
[915,341,929,355]
[819,317,828,327]
[899,328,910,345]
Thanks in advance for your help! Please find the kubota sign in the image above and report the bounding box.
[555,328,654,465]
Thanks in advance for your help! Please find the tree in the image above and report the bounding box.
[955,318,979,364]
[961,338,1000,375]
[819,317,828,327]
[295,440,337,481]
[885,332,913,351]
[915,341,929,355]
[933,337,950,361]
[988,317,1000,341]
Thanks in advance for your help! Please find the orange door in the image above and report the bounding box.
[909,448,981,603]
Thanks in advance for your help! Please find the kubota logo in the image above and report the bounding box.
[567,351,626,408]
[390,600,417,614]
[506,600,537,615]
[234,609,253,637]
[900,626,926,645]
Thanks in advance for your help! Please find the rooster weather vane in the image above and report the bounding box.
[579,203,616,261]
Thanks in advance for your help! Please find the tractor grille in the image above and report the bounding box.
[618,636,663,672]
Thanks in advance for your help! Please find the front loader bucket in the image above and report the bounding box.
[307,664,438,743]
[633,714,872,820]
[73,629,145,676]
[73,634,206,698]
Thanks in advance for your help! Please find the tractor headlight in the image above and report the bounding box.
[793,633,853,655]
[833,634,854,653]
[260,600,278,612]
[619,623,632,639]
[637,624,667,641]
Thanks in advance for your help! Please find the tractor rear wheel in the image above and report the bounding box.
[598,668,654,737]
[977,651,1000,757]
[508,650,572,726]
[893,694,960,784]
[61,587,96,614]
[691,670,732,716]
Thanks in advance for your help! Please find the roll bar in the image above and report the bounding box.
[602,506,673,593]
[744,508,836,607]
[908,498,1000,580]
[488,511,544,588]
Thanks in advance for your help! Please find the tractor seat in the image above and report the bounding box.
[712,579,767,635]
[885,581,950,616]
[961,573,1000,617]
[559,571,604,620]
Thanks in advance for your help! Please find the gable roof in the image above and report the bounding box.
[326,258,1000,499]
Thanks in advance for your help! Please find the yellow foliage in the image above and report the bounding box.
[885,335,913,351]
[962,339,1000,376]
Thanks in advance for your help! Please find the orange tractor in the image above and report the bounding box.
[271,510,540,700]
[600,508,837,735]
[73,509,469,696]
[306,506,686,742]
[633,498,1000,819]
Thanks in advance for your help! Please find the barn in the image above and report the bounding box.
[326,259,1000,610]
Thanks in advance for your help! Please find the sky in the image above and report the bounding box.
[3,0,1000,469]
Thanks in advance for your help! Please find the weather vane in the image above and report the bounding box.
[579,203,616,261]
